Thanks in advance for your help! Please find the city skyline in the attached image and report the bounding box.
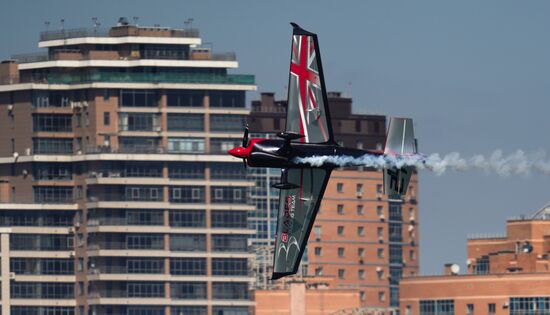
[0,0,549,275]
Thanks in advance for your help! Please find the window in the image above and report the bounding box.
[377,206,384,217]
[389,202,403,221]
[358,269,365,280]
[169,162,205,179]
[168,138,205,153]
[488,304,496,314]
[337,204,344,215]
[376,184,383,193]
[103,89,110,101]
[337,226,344,236]
[356,141,363,149]
[167,90,204,107]
[75,113,81,127]
[336,183,344,193]
[170,210,205,227]
[209,91,245,108]
[33,138,73,154]
[211,235,248,252]
[338,269,345,279]
[409,207,415,219]
[474,256,489,275]
[390,244,403,264]
[356,183,363,193]
[338,247,345,257]
[171,282,207,299]
[11,138,15,154]
[466,304,474,315]
[358,248,365,258]
[419,300,455,315]
[212,258,248,276]
[315,267,323,276]
[170,258,206,275]
[33,114,72,132]
[170,234,206,252]
[210,114,247,132]
[378,248,384,258]
[410,250,416,261]
[212,282,249,300]
[103,112,110,125]
[167,114,204,131]
[389,223,402,242]
[120,89,158,107]
[314,247,322,256]
[379,291,386,302]
[314,226,322,239]
[119,113,160,131]
[360,291,366,301]
[211,211,247,228]
[357,226,365,236]
[511,297,550,315]
[357,205,364,215]
[127,259,164,274]
[406,306,412,315]
[377,268,384,280]
[377,227,384,238]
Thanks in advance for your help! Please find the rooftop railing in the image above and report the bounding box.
[467,233,507,240]
[40,27,200,41]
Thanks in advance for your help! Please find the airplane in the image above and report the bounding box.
[228,23,420,280]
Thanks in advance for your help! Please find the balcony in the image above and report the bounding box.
[46,72,254,85]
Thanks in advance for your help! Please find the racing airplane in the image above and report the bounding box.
[228,23,419,280]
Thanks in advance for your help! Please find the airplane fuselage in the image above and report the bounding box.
[229,138,383,169]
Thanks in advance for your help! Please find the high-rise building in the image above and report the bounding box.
[400,203,550,315]
[0,19,256,315]
[248,92,420,314]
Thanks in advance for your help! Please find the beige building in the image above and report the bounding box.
[0,18,256,315]
[400,203,550,315]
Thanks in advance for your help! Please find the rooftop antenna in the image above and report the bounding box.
[347,81,353,98]
[44,21,50,31]
[92,17,100,34]
[60,18,65,31]
[185,18,194,29]
[132,16,139,26]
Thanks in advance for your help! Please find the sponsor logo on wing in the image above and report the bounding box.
[277,235,300,260]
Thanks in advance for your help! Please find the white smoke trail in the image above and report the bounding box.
[294,150,550,176]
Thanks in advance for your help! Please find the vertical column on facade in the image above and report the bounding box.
[204,165,212,315]
[0,228,11,315]
[203,93,210,153]
[163,161,171,315]
[160,90,168,149]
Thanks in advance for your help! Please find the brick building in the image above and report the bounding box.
[400,203,550,315]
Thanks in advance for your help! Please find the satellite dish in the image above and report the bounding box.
[450,264,460,275]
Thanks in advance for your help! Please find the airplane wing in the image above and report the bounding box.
[272,168,331,279]
[285,23,334,144]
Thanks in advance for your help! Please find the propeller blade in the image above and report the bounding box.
[242,125,249,147]
[242,158,247,169]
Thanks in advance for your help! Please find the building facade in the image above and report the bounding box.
[400,203,550,315]
[248,92,420,314]
[0,19,256,315]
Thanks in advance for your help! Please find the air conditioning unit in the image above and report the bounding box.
[379,214,386,221]
[376,266,383,272]
[69,227,76,233]
[376,193,383,200]
[378,236,384,243]
[82,101,89,108]
[22,169,28,176]
[9,272,15,279]
[90,172,98,178]
[408,225,415,232]
[356,191,363,198]
[69,251,76,258]
[7,104,14,112]
[409,216,415,222]
[359,259,364,265]
[503,302,509,309]
[25,148,31,156]
[154,126,162,132]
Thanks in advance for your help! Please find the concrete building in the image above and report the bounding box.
[400,203,550,315]
[0,19,256,315]
[248,92,420,314]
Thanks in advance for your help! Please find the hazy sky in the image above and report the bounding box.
[1,0,549,274]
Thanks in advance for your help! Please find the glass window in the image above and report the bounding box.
[170,234,206,252]
[119,113,160,131]
[211,211,247,228]
[212,258,248,276]
[33,163,72,180]
[420,300,455,315]
[337,204,344,215]
[169,162,205,179]
[357,205,364,215]
[103,112,110,125]
[167,90,203,107]
[337,226,344,236]
[170,186,205,203]
[33,138,73,154]
[33,186,73,203]
[212,282,249,300]
[211,163,246,180]
[338,269,345,279]
[357,226,365,236]
[127,282,164,297]
[377,248,384,258]
[358,269,365,280]
[338,247,345,257]
[315,247,322,256]
[389,223,402,242]
[32,114,72,132]
[379,291,385,302]
[120,89,158,107]
[389,202,403,221]
[171,282,207,299]
[358,248,365,258]
[337,183,344,193]
[466,304,474,315]
[488,304,496,314]
[209,114,246,132]
[170,210,205,227]
[170,258,206,275]
[209,91,245,108]
[168,138,205,153]
[167,114,204,131]
[211,235,247,252]
[171,307,207,315]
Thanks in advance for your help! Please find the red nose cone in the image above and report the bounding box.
[228,147,246,158]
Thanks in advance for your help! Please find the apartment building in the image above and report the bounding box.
[248,92,420,314]
[400,203,550,315]
[0,19,256,315]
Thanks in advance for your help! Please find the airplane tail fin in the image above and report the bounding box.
[383,118,417,197]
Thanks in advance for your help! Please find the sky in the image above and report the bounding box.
[1,0,549,274]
